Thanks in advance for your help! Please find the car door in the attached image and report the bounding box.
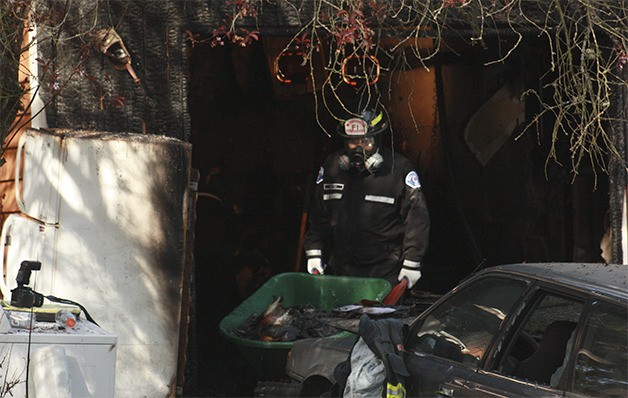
[461,286,587,397]
[404,275,530,397]
[567,299,627,398]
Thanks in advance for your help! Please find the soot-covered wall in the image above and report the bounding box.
[36,1,210,138]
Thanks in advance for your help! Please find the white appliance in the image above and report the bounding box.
[0,128,192,397]
[0,315,117,397]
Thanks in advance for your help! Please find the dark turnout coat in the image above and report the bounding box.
[304,146,430,284]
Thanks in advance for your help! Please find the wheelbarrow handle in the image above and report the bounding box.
[382,277,408,306]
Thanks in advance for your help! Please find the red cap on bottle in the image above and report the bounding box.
[66,316,76,328]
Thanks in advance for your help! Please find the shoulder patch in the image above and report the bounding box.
[405,171,421,189]
[316,166,324,184]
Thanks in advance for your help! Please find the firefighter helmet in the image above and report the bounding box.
[336,105,388,138]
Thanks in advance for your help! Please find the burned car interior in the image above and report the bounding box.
[512,320,577,385]
[410,282,587,390]
[495,292,583,388]
[407,276,529,368]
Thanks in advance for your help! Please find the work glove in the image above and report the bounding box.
[307,258,326,275]
[398,264,421,289]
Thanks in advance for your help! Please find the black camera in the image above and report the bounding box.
[10,260,44,308]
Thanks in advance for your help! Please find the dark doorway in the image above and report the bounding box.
[184,34,610,397]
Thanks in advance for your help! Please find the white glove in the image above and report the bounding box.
[398,267,421,289]
[307,258,326,275]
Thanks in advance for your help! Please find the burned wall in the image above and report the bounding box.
[34,0,301,139]
[36,0,194,139]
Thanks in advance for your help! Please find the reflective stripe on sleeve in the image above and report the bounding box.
[306,249,322,258]
[402,259,421,269]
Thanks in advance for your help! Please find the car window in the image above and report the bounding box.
[407,276,528,368]
[495,292,583,388]
[572,301,627,397]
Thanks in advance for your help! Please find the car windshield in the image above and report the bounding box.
[408,276,528,368]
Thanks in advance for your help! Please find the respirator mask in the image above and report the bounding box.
[338,136,383,172]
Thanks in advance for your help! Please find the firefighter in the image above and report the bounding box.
[303,101,430,289]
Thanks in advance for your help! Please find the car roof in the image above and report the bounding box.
[478,262,628,301]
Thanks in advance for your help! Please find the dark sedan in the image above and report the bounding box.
[285,263,628,397]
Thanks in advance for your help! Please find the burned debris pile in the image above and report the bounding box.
[232,294,423,342]
[233,300,338,342]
